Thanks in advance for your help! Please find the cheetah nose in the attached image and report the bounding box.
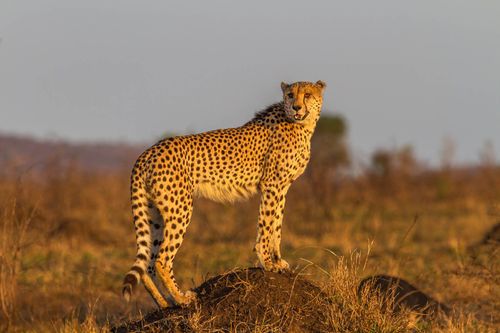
[292,105,301,111]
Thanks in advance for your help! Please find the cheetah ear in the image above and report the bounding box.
[281,82,289,92]
[315,80,326,91]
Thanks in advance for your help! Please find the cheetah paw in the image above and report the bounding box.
[261,261,275,272]
[273,259,290,273]
[178,290,197,307]
[262,259,290,273]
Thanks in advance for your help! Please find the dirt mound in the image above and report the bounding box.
[477,222,500,247]
[113,268,329,333]
[469,222,500,263]
[358,275,450,316]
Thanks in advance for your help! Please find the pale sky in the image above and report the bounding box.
[0,0,499,165]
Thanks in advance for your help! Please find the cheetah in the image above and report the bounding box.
[122,80,327,308]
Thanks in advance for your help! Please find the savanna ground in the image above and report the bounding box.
[0,118,499,332]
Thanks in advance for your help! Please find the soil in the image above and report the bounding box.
[358,275,450,316]
[112,268,330,333]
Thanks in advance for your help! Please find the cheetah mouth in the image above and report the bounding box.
[292,111,310,121]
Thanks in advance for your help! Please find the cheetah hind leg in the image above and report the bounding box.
[144,204,171,308]
[155,259,197,306]
[141,273,169,308]
[153,194,197,306]
[124,195,169,309]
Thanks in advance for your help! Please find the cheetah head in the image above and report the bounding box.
[281,81,326,124]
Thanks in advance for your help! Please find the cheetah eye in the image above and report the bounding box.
[287,93,294,98]
[304,93,311,98]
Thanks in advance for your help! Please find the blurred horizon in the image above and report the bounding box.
[1,0,499,165]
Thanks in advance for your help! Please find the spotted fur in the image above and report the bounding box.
[122,80,326,307]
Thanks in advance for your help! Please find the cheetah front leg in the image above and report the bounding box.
[255,186,290,272]
[270,194,289,271]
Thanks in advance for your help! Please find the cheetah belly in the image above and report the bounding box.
[194,181,258,203]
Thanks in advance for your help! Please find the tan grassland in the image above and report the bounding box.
[0,126,498,332]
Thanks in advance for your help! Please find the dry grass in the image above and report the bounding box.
[0,184,36,330]
[0,144,499,332]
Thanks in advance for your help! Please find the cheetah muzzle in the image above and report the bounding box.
[293,110,310,121]
[122,80,327,308]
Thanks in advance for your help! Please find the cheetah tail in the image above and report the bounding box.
[122,178,151,302]
[122,273,137,303]
[122,254,147,303]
